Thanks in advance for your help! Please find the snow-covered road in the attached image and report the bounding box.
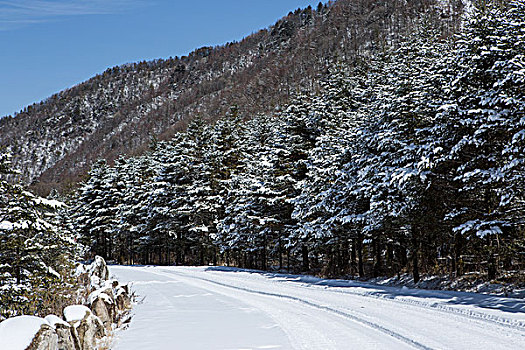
[110,266,525,350]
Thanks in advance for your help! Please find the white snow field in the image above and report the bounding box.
[110,266,525,350]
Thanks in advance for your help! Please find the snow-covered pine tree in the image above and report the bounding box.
[218,114,287,270]
[437,0,525,278]
[184,117,220,265]
[291,63,367,275]
[143,136,192,265]
[364,24,453,281]
[72,159,119,260]
[112,155,156,264]
[206,109,246,264]
[0,152,78,318]
[278,91,325,271]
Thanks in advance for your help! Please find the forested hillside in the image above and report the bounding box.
[69,0,525,286]
[0,0,464,195]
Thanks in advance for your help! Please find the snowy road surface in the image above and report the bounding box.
[110,266,525,350]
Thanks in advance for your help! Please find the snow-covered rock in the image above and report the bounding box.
[89,256,109,285]
[44,315,79,350]
[44,315,69,328]
[0,316,49,350]
[116,287,132,311]
[26,323,58,350]
[87,287,114,306]
[0,314,84,350]
[63,305,91,324]
[63,305,105,350]
[0,256,128,350]
[88,289,115,330]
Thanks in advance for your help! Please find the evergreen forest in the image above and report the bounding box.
[69,1,525,283]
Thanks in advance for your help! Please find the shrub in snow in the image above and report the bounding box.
[116,287,132,311]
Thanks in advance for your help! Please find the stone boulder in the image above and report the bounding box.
[90,256,109,281]
[0,315,50,350]
[26,323,58,350]
[76,256,110,290]
[45,315,79,350]
[64,305,105,350]
[116,287,132,311]
[88,289,116,330]
[0,315,80,350]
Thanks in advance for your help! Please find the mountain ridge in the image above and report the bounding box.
[0,0,465,195]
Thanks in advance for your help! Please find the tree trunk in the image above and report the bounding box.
[302,244,309,271]
[262,233,268,271]
[199,242,204,266]
[176,232,183,266]
[386,243,394,273]
[15,247,21,284]
[287,247,291,273]
[412,230,420,283]
[351,239,357,276]
[413,251,420,283]
[278,236,283,270]
[108,231,113,261]
[341,240,349,274]
[357,234,364,278]
[488,253,497,280]
[373,238,382,277]
[454,233,463,276]
[329,249,335,276]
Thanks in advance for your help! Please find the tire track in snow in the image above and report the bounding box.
[151,268,433,350]
[201,269,525,333]
[278,281,525,332]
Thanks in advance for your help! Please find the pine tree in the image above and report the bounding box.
[437,0,525,278]
[72,159,119,260]
[291,63,368,275]
[0,152,78,318]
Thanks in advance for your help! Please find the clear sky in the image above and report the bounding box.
[0,0,323,118]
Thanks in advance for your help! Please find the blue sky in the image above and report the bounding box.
[0,0,322,118]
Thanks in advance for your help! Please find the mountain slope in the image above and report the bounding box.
[0,0,465,194]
